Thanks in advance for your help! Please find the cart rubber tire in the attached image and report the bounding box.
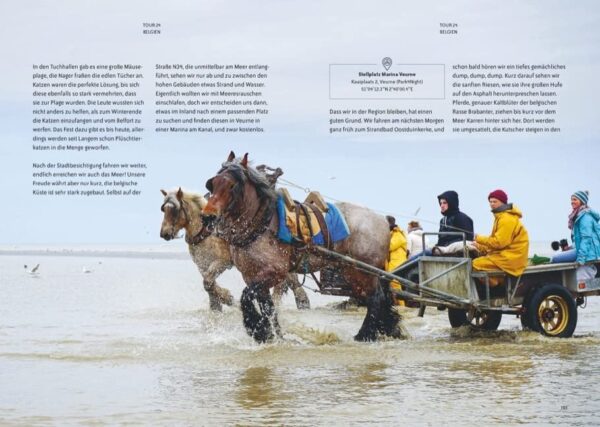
[524,284,577,338]
[519,292,536,331]
[520,314,534,331]
[448,308,502,330]
[448,308,469,328]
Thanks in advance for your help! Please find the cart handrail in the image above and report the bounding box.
[312,246,472,306]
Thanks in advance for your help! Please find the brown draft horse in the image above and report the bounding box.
[160,188,310,311]
[202,152,404,342]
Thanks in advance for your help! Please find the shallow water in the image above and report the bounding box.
[1,250,599,426]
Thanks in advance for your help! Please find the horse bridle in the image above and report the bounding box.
[206,165,275,248]
[161,195,189,222]
[161,196,211,245]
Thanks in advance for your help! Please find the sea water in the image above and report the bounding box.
[0,244,598,425]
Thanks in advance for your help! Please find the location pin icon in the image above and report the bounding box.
[382,57,392,71]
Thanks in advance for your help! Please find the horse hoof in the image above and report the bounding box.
[389,328,409,340]
[208,295,223,312]
[296,300,311,310]
[293,288,311,310]
[353,331,377,342]
[251,328,274,343]
[221,292,234,306]
[209,302,223,312]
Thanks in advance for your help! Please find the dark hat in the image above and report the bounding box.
[386,215,396,227]
[488,189,508,204]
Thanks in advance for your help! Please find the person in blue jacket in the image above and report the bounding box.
[569,191,600,280]
[437,190,474,246]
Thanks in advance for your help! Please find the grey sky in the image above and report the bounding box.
[0,0,598,244]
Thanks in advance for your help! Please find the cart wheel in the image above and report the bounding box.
[519,292,535,331]
[524,284,577,338]
[519,314,534,331]
[448,308,469,327]
[448,308,502,330]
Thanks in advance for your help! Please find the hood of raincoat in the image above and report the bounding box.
[577,208,600,223]
[438,190,460,215]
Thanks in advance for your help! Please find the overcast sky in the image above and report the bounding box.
[0,0,599,245]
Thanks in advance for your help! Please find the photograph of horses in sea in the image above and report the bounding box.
[1,244,599,426]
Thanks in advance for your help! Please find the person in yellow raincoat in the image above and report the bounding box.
[385,216,408,305]
[473,189,529,285]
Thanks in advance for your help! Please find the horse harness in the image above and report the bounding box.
[291,201,332,249]
[186,223,212,246]
[219,200,275,248]
[286,199,337,289]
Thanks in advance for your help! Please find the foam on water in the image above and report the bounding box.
[284,323,342,345]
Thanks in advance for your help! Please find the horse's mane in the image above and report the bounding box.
[221,163,276,204]
[166,189,207,211]
[182,191,207,211]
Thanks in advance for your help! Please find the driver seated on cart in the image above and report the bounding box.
[472,189,530,287]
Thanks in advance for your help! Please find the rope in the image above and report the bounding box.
[302,282,321,293]
[298,273,321,293]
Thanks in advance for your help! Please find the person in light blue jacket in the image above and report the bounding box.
[569,191,600,280]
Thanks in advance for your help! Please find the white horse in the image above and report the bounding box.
[160,188,310,311]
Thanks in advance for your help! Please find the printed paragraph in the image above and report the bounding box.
[32,63,145,152]
[32,161,147,197]
[451,63,564,134]
[154,63,270,134]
